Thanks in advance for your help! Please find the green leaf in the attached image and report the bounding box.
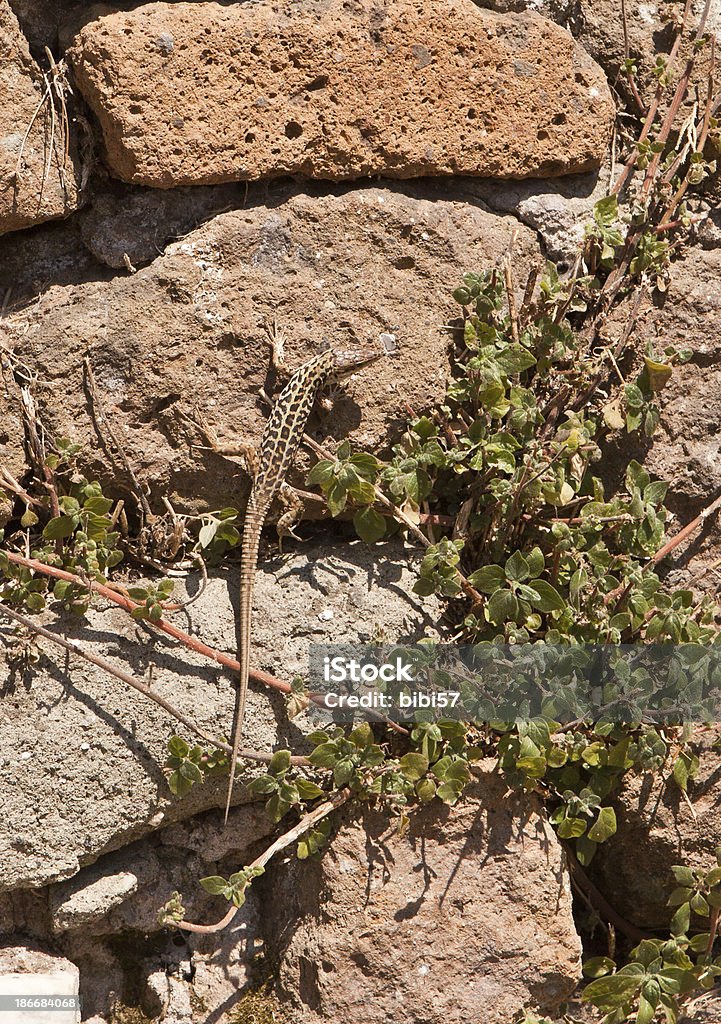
[349,723,374,749]
[436,780,463,805]
[307,460,336,487]
[673,755,690,791]
[83,495,113,515]
[467,564,506,593]
[525,547,545,578]
[308,730,331,746]
[353,507,386,544]
[325,480,349,517]
[333,757,355,786]
[594,194,618,229]
[296,778,324,801]
[266,793,292,823]
[415,778,436,802]
[268,750,291,776]
[311,739,341,770]
[557,816,587,838]
[42,516,75,540]
[671,866,696,887]
[179,760,203,784]
[505,550,530,582]
[349,479,376,505]
[53,579,72,600]
[582,972,643,1009]
[575,835,598,867]
[666,887,692,907]
[486,588,520,625]
[669,901,690,936]
[527,579,565,613]
[199,875,229,896]
[168,736,190,759]
[198,521,218,547]
[167,770,193,797]
[690,891,709,917]
[643,481,668,506]
[636,994,655,1024]
[58,496,80,514]
[643,356,673,392]
[494,344,536,374]
[399,752,429,781]
[248,775,277,796]
[582,956,616,978]
[588,806,617,843]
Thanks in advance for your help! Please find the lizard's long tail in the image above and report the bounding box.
[224,499,264,824]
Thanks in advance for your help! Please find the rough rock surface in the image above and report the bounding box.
[0,541,441,893]
[589,243,721,578]
[0,1,80,235]
[78,180,249,269]
[642,247,721,506]
[8,0,63,53]
[1,187,540,516]
[467,164,610,263]
[0,388,26,527]
[66,0,614,188]
[477,0,720,110]
[591,727,721,930]
[3,813,269,1020]
[264,767,582,1024]
[576,0,720,108]
[0,217,107,299]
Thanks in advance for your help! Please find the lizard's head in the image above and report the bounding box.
[327,343,386,380]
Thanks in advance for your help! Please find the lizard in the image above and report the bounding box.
[215,333,384,824]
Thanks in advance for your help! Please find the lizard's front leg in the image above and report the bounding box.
[181,408,259,478]
[264,318,288,374]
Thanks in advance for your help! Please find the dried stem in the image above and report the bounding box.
[84,356,152,521]
[0,600,298,767]
[174,787,351,933]
[0,551,409,735]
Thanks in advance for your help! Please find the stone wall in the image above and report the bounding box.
[1,1,720,1023]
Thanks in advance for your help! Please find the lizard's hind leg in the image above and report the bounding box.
[276,482,304,551]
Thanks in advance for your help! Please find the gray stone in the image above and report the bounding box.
[0,945,80,1024]
[0,545,441,893]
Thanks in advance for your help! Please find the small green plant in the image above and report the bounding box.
[194,506,241,560]
[199,866,265,908]
[248,749,324,823]
[165,735,227,796]
[582,854,721,1022]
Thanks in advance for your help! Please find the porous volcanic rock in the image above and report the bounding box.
[264,766,582,1024]
[1,187,539,516]
[0,1,80,235]
[66,0,615,188]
